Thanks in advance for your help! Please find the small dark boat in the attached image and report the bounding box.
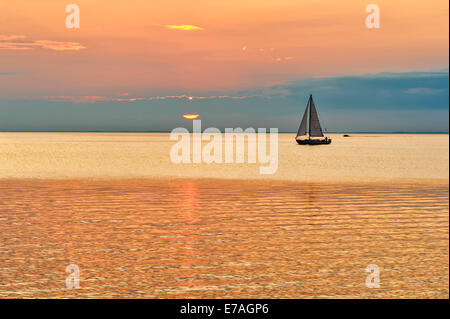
[295,95,331,145]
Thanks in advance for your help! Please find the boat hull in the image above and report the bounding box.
[296,139,332,145]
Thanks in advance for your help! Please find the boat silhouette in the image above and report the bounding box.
[295,95,332,145]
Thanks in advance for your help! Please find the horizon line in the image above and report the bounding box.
[0,131,448,134]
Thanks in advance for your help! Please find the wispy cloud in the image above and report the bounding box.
[0,35,26,41]
[33,40,86,51]
[42,94,261,104]
[164,25,203,31]
[0,42,33,50]
[0,34,85,51]
[404,87,447,95]
[275,56,294,62]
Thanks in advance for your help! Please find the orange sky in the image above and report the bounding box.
[0,0,448,98]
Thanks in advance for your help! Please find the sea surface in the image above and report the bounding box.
[0,133,448,298]
[0,133,448,182]
[0,178,448,298]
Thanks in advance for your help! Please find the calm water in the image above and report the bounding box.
[0,178,448,298]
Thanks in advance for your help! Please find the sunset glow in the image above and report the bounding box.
[0,0,447,98]
[0,0,448,132]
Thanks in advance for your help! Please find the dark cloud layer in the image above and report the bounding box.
[0,70,448,132]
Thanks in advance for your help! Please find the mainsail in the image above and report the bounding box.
[295,95,331,145]
[309,97,324,137]
[296,101,309,137]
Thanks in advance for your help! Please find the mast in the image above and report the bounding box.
[296,100,308,138]
[308,94,312,140]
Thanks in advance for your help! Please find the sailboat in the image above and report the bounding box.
[296,95,332,145]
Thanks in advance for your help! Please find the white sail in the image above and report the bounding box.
[309,98,324,137]
[296,102,309,137]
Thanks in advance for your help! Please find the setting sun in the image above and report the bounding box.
[183,114,200,119]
